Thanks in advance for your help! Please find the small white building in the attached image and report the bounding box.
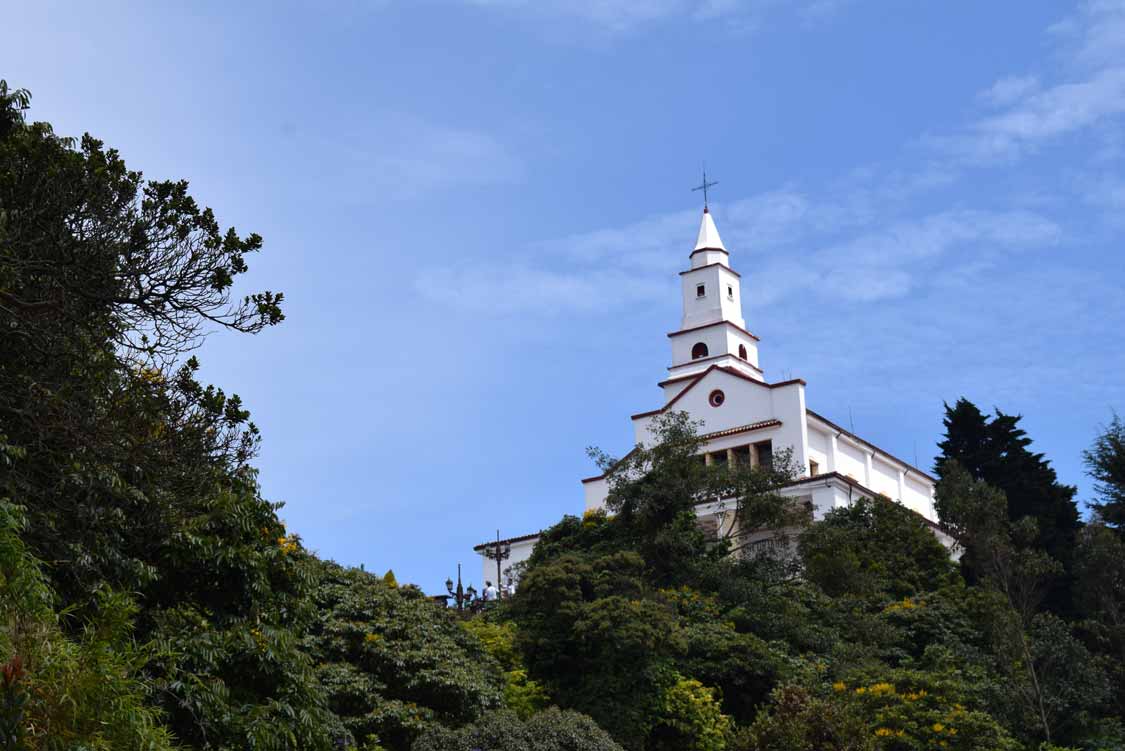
[475,207,951,584]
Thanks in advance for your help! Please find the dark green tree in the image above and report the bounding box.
[0,497,175,749]
[935,399,1080,609]
[739,686,873,751]
[1084,413,1125,529]
[1072,523,1125,722]
[798,496,956,602]
[936,464,1112,746]
[0,81,335,748]
[302,559,505,751]
[411,707,624,751]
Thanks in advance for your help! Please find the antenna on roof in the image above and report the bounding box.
[848,406,855,433]
[914,440,919,469]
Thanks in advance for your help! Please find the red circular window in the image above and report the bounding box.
[708,390,725,407]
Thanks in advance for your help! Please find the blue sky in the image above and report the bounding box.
[7,1,1125,592]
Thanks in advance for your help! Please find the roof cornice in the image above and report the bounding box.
[667,319,759,342]
[689,247,730,258]
[679,262,740,277]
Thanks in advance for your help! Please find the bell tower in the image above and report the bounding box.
[665,207,763,388]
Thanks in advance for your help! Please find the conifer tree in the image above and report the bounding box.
[935,399,1081,573]
[1084,414,1125,529]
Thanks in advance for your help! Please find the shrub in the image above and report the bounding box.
[410,707,623,751]
[649,675,733,751]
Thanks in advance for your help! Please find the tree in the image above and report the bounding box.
[410,708,624,751]
[1072,523,1125,721]
[835,663,1022,751]
[935,399,1080,575]
[1084,413,1125,529]
[0,82,337,748]
[798,496,956,602]
[740,686,873,751]
[649,675,733,751]
[460,617,549,719]
[589,411,805,586]
[514,415,800,748]
[302,560,505,750]
[935,464,1111,746]
[0,499,175,749]
[512,548,681,748]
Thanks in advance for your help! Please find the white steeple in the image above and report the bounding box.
[690,207,731,269]
[694,207,727,252]
[664,208,763,390]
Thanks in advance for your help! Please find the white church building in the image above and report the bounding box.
[475,206,950,586]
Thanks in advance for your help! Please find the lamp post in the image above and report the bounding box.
[444,562,477,611]
[482,529,510,599]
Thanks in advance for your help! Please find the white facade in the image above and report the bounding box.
[476,207,950,585]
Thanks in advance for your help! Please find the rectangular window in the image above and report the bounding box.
[733,445,752,466]
[754,440,774,470]
[696,284,706,297]
[711,451,728,467]
[727,285,734,299]
[809,459,819,476]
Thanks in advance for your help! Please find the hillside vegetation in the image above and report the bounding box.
[1,80,1123,750]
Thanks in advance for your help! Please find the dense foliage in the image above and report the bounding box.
[411,708,625,751]
[503,409,1125,750]
[2,79,1124,751]
[303,559,505,749]
[0,81,551,751]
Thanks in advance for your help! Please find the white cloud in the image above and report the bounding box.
[461,0,845,32]
[979,75,1040,107]
[1049,0,1125,69]
[465,0,707,30]
[971,68,1125,160]
[782,210,1061,304]
[419,194,1061,315]
[938,3,1125,163]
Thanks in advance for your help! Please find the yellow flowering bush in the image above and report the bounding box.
[841,668,1020,751]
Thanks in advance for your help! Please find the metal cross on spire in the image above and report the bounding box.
[692,168,719,209]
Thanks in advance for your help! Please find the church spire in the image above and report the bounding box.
[665,203,763,385]
[694,208,727,252]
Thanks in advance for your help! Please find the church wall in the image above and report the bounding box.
[834,439,869,485]
[671,326,730,367]
[720,327,760,369]
[635,372,808,474]
[583,476,609,512]
[805,427,829,475]
[903,474,935,519]
[767,382,809,472]
[679,265,745,330]
[662,378,696,402]
[869,454,901,500]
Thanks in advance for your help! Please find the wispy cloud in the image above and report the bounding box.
[978,75,1040,107]
[461,0,845,32]
[418,3,1120,318]
[419,195,1060,316]
[936,2,1125,163]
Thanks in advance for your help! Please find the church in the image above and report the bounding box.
[475,204,952,587]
